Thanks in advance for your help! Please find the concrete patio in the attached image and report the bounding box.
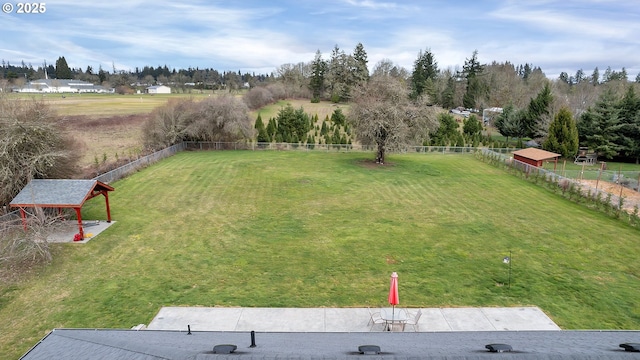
[146,306,561,332]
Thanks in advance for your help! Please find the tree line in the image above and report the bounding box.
[0,56,272,93]
[2,43,640,165]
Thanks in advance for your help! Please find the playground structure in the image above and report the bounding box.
[574,147,597,165]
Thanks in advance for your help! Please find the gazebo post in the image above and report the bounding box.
[19,208,27,231]
[74,207,84,239]
[103,190,112,223]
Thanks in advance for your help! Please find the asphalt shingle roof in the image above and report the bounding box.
[10,179,112,208]
[512,148,561,161]
[20,329,640,360]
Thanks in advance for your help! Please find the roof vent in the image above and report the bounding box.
[620,343,640,352]
[213,344,237,354]
[485,343,513,353]
[358,345,381,355]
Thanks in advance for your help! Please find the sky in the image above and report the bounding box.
[1,0,639,79]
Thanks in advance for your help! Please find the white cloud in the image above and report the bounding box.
[343,0,400,10]
[0,0,638,78]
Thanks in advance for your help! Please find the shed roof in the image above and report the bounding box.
[512,148,561,161]
[10,179,114,208]
[20,329,640,359]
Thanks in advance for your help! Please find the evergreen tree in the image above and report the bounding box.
[266,118,277,140]
[441,75,456,109]
[602,66,613,83]
[574,69,585,84]
[320,118,328,136]
[617,86,640,162]
[591,67,599,85]
[430,113,460,146]
[543,107,579,158]
[326,45,350,102]
[524,83,553,139]
[55,56,72,79]
[98,66,107,84]
[411,48,438,100]
[275,104,311,142]
[255,114,269,142]
[462,114,482,137]
[577,89,621,159]
[351,42,369,86]
[331,108,346,127]
[462,50,484,109]
[494,104,528,143]
[309,50,327,101]
[558,72,570,85]
[332,127,341,144]
[522,63,532,80]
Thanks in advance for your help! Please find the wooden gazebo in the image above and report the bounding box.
[10,179,114,239]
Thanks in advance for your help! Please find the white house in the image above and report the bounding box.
[146,85,171,94]
[15,79,112,93]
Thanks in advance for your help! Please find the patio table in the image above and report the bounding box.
[380,308,407,331]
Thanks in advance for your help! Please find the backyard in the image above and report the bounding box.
[1,150,640,358]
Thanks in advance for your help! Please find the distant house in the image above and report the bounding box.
[15,79,112,93]
[147,85,171,94]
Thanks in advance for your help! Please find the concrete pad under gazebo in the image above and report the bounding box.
[10,179,114,240]
[512,148,561,170]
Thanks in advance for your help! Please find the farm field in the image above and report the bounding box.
[9,93,347,168]
[12,92,217,116]
[2,151,640,358]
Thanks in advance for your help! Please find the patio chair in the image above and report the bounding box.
[367,307,385,331]
[403,309,422,332]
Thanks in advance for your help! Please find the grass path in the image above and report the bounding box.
[2,151,640,357]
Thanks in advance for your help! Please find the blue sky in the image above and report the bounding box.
[1,0,639,79]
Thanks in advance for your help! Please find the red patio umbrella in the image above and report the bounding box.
[388,272,399,320]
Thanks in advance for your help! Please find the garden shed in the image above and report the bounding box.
[512,148,561,169]
[10,179,114,239]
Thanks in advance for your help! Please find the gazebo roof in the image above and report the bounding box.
[512,148,561,161]
[10,179,114,208]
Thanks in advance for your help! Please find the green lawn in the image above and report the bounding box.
[2,151,640,358]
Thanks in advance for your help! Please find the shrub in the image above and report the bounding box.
[142,96,254,150]
[243,87,274,110]
[0,208,63,278]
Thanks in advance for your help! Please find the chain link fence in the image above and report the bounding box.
[92,142,185,184]
[481,148,640,212]
[184,141,518,155]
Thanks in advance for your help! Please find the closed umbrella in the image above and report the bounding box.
[388,272,399,324]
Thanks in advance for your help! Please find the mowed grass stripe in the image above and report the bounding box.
[2,150,640,358]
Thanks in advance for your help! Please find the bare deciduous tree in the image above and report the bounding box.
[349,76,438,164]
[142,98,194,150]
[0,95,81,210]
[185,95,254,142]
[243,86,274,110]
[142,95,255,150]
[0,208,66,280]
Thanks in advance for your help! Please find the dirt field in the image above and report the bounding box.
[62,114,149,171]
[51,96,347,170]
[577,179,640,211]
